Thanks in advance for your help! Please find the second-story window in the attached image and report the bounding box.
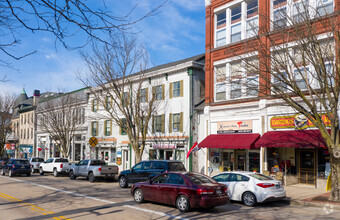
[104,120,111,136]
[292,0,309,23]
[120,118,127,135]
[140,88,148,103]
[155,85,164,100]
[172,113,181,132]
[153,115,164,133]
[173,81,181,97]
[273,0,288,29]
[92,99,98,112]
[91,121,98,136]
[105,96,112,111]
[316,0,333,16]
[216,11,226,47]
[230,4,242,43]
[230,61,242,99]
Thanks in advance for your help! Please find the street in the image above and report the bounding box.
[0,174,338,220]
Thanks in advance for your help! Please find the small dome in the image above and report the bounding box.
[14,88,29,107]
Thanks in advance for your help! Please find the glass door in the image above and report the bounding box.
[299,150,315,185]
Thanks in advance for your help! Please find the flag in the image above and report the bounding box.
[186,142,200,159]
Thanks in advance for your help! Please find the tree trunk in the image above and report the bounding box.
[329,150,340,201]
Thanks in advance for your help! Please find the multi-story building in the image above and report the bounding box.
[199,0,337,188]
[86,54,205,171]
[36,88,87,161]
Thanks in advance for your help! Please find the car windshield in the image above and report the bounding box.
[32,158,44,162]
[55,158,69,163]
[185,173,216,185]
[14,160,29,165]
[90,160,106,165]
[249,173,273,180]
[168,162,186,171]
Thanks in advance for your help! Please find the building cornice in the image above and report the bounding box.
[205,0,211,7]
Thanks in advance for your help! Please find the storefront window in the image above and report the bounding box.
[318,147,330,179]
[222,151,233,171]
[149,149,157,160]
[249,152,260,172]
[175,150,185,162]
[111,148,116,163]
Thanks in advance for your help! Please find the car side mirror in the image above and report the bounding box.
[130,168,134,172]
[148,179,153,184]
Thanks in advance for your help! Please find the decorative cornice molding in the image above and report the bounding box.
[205,0,211,7]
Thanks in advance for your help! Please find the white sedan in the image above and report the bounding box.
[212,171,286,206]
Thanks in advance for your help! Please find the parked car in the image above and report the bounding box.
[39,158,71,177]
[28,157,45,173]
[69,159,119,182]
[119,160,186,188]
[0,157,9,169]
[131,172,229,212]
[212,171,286,206]
[1,159,31,177]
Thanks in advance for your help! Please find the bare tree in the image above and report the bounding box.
[37,90,86,158]
[0,93,15,156]
[0,0,168,81]
[230,2,340,200]
[79,34,160,163]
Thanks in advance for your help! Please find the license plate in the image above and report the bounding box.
[216,190,222,194]
[21,166,25,168]
[276,184,281,189]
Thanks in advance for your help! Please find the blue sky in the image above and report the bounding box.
[0,0,205,97]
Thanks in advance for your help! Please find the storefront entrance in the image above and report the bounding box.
[299,150,315,185]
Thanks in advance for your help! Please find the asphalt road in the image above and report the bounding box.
[0,173,339,220]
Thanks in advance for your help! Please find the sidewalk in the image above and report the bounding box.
[284,184,340,210]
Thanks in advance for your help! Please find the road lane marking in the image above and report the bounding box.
[0,192,70,219]
[0,176,188,220]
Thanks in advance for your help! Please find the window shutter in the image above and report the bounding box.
[169,83,173,99]
[110,120,112,136]
[180,80,184,97]
[179,112,183,133]
[152,86,155,100]
[169,113,173,133]
[152,116,155,133]
[92,100,94,112]
[104,121,106,136]
[145,88,149,102]
[119,119,122,135]
[161,114,165,133]
[162,84,165,100]
[96,99,99,111]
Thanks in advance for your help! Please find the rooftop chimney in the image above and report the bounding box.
[33,90,40,106]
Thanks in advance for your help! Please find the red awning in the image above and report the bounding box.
[199,133,260,149]
[255,130,326,148]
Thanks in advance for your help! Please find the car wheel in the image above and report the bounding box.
[242,192,257,207]
[31,167,35,174]
[176,195,190,212]
[89,172,96,182]
[133,189,144,203]
[69,170,77,180]
[26,173,31,177]
[53,168,59,177]
[1,169,5,176]
[119,176,127,188]
[8,169,13,177]
[39,168,44,175]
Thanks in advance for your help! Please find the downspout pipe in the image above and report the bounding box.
[188,67,193,172]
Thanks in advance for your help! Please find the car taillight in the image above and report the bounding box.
[223,186,228,193]
[257,183,275,188]
[197,188,214,195]
[60,164,63,168]
[98,167,102,172]
[12,165,15,168]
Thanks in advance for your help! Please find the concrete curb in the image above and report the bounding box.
[289,198,340,210]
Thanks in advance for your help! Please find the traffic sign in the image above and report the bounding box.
[89,137,98,147]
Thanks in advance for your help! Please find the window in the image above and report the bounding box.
[155,85,163,100]
[92,99,98,112]
[228,174,250,181]
[246,0,259,38]
[110,148,116,163]
[152,174,168,184]
[120,118,127,135]
[175,150,185,162]
[216,11,226,47]
[167,174,185,185]
[215,65,227,101]
[172,81,181,97]
[154,115,163,133]
[104,120,111,136]
[294,67,309,90]
[172,113,181,132]
[31,128,34,139]
[245,58,259,96]
[122,92,129,107]
[91,121,98,136]
[216,83,227,101]
[140,88,148,103]
[213,174,230,182]
[273,0,287,29]
[230,61,242,98]
[143,161,152,170]
[316,0,333,16]
[149,149,157,160]
[230,4,242,43]
[292,0,309,23]
[105,96,112,110]
[132,162,143,171]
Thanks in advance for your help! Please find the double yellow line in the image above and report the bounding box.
[0,192,71,220]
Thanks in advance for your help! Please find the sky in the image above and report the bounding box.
[0,0,205,97]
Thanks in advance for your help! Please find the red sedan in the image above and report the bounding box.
[131,172,229,212]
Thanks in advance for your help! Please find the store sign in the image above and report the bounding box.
[270,114,331,130]
[217,120,253,134]
[19,145,33,153]
[116,149,122,165]
[153,144,177,149]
